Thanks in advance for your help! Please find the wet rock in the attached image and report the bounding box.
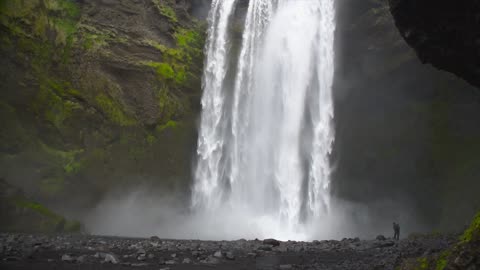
[279,265,293,270]
[150,236,160,241]
[130,263,149,267]
[94,252,106,259]
[61,254,75,262]
[147,253,155,259]
[226,251,235,260]
[454,253,474,268]
[104,253,120,264]
[137,254,146,261]
[376,235,386,241]
[201,256,221,264]
[263,238,281,247]
[375,240,395,248]
[171,253,177,258]
[258,244,273,251]
[165,260,176,265]
[3,256,20,262]
[183,258,192,264]
[213,250,223,258]
[76,255,87,263]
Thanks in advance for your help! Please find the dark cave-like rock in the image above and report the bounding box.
[388,0,480,88]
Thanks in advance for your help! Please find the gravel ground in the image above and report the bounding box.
[0,233,456,270]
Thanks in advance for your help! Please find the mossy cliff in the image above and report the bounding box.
[0,0,206,226]
[0,178,81,233]
[398,211,480,270]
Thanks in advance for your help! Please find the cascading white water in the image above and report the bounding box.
[193,0,336,240]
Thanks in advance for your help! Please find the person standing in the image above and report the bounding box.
[393,222,400,240]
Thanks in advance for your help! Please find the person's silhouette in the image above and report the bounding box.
[393,222,400,240]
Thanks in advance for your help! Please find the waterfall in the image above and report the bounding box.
[193,0,336,240]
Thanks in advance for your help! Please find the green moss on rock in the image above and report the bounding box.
[435,251,449,270]
[156,120,178,133]
[153,0,178,23]
[460,212,480,243]
[398,211,480,270]
[95,94,136,127]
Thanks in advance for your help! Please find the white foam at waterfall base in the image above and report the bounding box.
[193,0,336,240]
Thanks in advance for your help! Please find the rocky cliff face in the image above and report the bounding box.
[0,0,206,220]
[388,0,480,88]
[333,0,480,231]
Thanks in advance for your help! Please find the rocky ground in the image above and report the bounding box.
[0,233,456,270]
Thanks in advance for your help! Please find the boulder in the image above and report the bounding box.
[263,238,281,247]
[104,253,120,264]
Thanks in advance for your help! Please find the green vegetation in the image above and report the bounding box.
[10,197,82,232]
[0,0,203,233]
[0,0,80,45]
[143,23,205,89]
[460,212,480,243]
[34,85,80,130]
[435,251,449,270]
[78,24,128,52]
[153,0,178,23]
[417,258,429,270]
[95,94,136,126]
[146,134,156,145]
[399,211,480,270]
[140,25,205,124]
[156,120,178,133]
[14,198,60,220]
[144,61,176,81]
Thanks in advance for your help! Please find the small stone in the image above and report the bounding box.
[104,253,120,264]
[76,255,87,263]
[258,245,273,251]
[171,253,177,258]
[137,254,146,261]
[165,260,176,265]
[201,256,220,264]
[61,254,75,262]
[213,250,223,258]
[148,253,155,259]
[137,248,146,255]
[375,240,395,248]
[225,251,235,260]
[130,263,149,267]
[183,258,192,264]
[279,265,293,270]
[159,268,170,270]
[94,252,106,259]
[376,235,386,241]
